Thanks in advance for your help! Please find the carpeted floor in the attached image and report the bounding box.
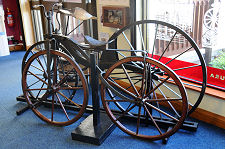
[0,51,224,149]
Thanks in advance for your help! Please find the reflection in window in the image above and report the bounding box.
[137,0,225,90]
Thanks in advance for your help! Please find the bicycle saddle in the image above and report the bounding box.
[84,35,107,50]
[58,7,97,21]
[73,7,97,20]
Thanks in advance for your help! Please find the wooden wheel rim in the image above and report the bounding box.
[101,56,188,140]
[22,50,89,126]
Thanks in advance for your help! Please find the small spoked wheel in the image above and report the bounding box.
[22,50,88,126]
[203,8,219,30]
[22,40,76,73]
[22,37,90,74]
[101,56,188,140]
[109,20,207,115]
[22,40,80,101]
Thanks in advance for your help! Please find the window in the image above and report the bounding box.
[137,0,225,90]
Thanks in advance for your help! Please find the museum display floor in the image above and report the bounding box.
[0,51,224,149]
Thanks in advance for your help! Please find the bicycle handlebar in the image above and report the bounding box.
[32,4,46,12]
[33,3,62,18]
[54,3,63,7]
[32,2,97,35]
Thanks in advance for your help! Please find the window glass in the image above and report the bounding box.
[140,0,225,90]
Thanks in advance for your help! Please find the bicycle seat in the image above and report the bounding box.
[59,7,97,21]
[73,7,97,20]
[84,35,107,50]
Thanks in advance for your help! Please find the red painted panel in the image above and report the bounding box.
[148,54,225,90]
[2,0,22,44]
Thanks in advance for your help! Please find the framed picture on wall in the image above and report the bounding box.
[43,0,59,1]
[43,0,82,2]
[63,0,82,3]
[102,6,129,29]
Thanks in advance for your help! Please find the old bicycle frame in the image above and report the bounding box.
[21,3,206,141]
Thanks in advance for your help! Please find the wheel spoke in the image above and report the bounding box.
[107,78,138,99]
[59,86,83,90]
[136,105,142,135]
[112,75,142,81]
[106,77,142,100]
[30,64,44,72]
[57,58,74,99]
[153,80,181,117]
[122,31,135,51]
[159,76,202,89]
[144,63,153,97]
[53,55,58,85]
[143,104,163,135]
[165,46,193,65]
[152,90,162,119]
[27,78,44,88]
[121,64,140,97]
[145,98,182,102]
[57,91,81,108]
[115,104,136,121]
[51,94,55,121]
[106,88,135,114]
[105,98,137,103]
[55,67,75,87]
[140,60,147,98]
[138,24,146,51]
[128,79,143,94]
[151,24,159,58]
[35,55,47,75]
[27,73,43,76]
[105,87,139,104]
[36,82,46,99]
[145,102,179,122]
[25,88,48,91]
[173,64,201,71]
[144,76,170,98]
[158,31,177,61]
[55,93,70,120]
[32,91,50,108]
[28,70,48,86]
[158,80,182,98]
[208,10,213,16]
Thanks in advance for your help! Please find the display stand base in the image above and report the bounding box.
[71,112,116,145]
[16,95,30,115]
[16,95,199,144]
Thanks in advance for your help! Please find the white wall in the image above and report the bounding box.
[96,0,129,41]
[0,5,9,56]
[19,0,35,49]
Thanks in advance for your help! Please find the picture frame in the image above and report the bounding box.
[102,6,129,29]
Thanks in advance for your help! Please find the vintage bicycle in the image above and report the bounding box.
[21,3,206,141]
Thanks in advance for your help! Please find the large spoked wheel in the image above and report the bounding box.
[109,20,207,115]
[22,50,88,126]
[101,56,188,140]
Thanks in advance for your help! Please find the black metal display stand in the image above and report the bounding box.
[71,53,116,145]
